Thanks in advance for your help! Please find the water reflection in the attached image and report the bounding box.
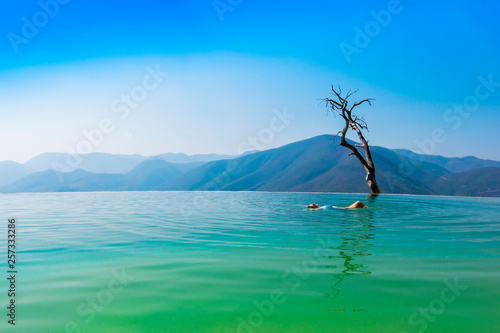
[324,195,376,299]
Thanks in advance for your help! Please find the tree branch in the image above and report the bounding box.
[349,98,374,113]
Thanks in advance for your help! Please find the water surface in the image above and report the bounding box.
[0,192,499,332]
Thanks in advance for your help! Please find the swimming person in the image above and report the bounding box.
[305,203,326,210]
[347,201,367,208]
[306,201,367,210]
[331,201,368,209]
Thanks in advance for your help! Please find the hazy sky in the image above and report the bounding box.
[1,0,499,163]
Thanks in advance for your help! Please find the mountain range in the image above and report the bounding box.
[393,149,500,173]
[1,135,499,197]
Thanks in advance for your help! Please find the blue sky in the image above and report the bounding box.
[1,0,499,162]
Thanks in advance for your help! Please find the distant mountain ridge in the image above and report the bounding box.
[154,153,239,164]
[0,160,197,193]
[1,135,499,197]
[0,161,36,186]
[25,152,148,174]
[393,149,500,173]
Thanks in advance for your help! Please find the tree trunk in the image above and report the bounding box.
[339,123,381,195]
[350,124,381,195]
[366,171,380,195]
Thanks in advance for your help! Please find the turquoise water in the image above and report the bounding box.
[0,192,499,332]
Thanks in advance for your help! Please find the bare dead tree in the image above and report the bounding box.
[324,85,381,194]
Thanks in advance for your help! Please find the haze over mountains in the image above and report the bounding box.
[1,135,499,197]
[23,152,241,174]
